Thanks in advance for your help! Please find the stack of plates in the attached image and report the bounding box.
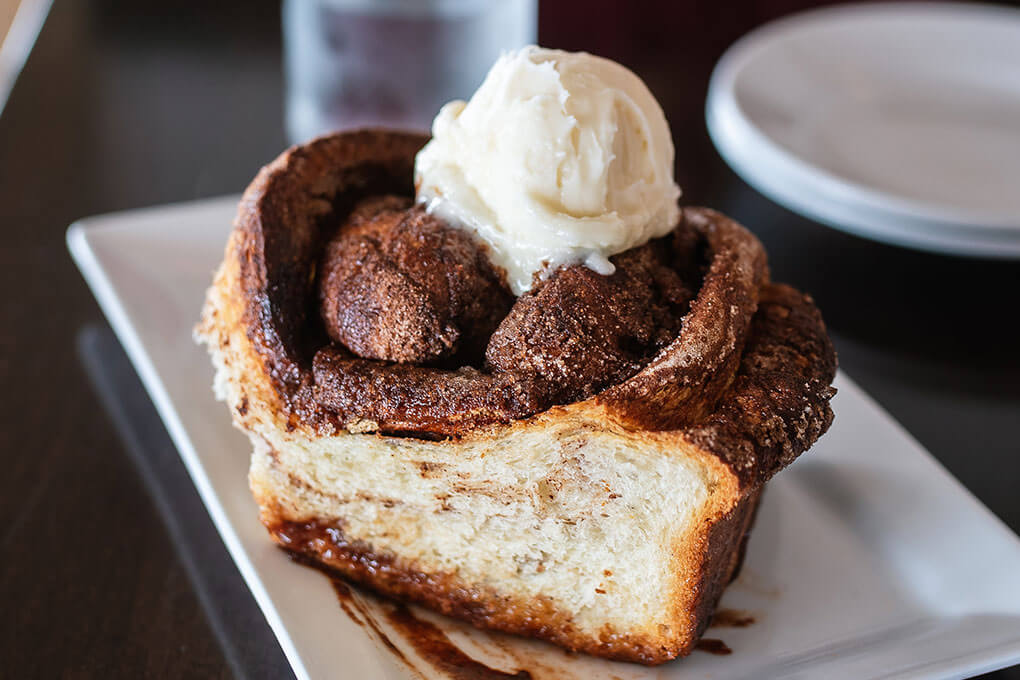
[706,2,1020,258]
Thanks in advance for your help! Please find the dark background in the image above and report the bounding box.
[1,0,1017,677]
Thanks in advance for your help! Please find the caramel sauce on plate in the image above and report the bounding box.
[326,571,529,679]
[694,638,733,655]
[296,551,755,673]
[710,608,756,628]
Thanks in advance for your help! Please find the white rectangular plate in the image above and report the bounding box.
[68,196,1020,680]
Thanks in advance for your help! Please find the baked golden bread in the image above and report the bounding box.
[195,129,836,665]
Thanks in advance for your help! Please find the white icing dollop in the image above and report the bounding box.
[414,46,681,295]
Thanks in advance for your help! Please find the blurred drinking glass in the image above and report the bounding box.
[283,0,538,143]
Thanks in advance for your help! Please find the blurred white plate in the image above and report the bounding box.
[707,2,1020,258]
[69,196,1020,679]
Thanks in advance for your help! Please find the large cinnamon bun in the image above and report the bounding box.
[196,129,836,665]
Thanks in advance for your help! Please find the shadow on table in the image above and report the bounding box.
[76,323,294,680]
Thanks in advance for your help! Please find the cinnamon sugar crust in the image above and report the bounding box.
[686,282,836,487]
[227,127,835,460]
[319,198,513,365]
[230,129,802,439]
[311,350,547,438]
[484,237,695,407]
[233,130,430,432]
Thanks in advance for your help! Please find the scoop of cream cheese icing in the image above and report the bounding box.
[414,45,681,295]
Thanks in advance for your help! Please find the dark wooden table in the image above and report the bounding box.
[2,1,1017,677]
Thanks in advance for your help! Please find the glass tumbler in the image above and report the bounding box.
[283,0,538,143]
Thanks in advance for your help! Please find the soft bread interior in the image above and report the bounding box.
[249,418,722,639]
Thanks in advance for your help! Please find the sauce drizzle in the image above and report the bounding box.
[710,608,756,628]
[325,570,530,679]
[694,638,733,655]
[385,603,531,679]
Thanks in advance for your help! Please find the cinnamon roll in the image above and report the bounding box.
[195,128,836,665]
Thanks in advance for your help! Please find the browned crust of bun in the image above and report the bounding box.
[599,208,768,431]
[317,199,514,365]
[233,130,811,442]
[262,489,763,666]
[676,485,763,657]
[686,282,837,488]
[234,130,430,432]
[311,351,549,437]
